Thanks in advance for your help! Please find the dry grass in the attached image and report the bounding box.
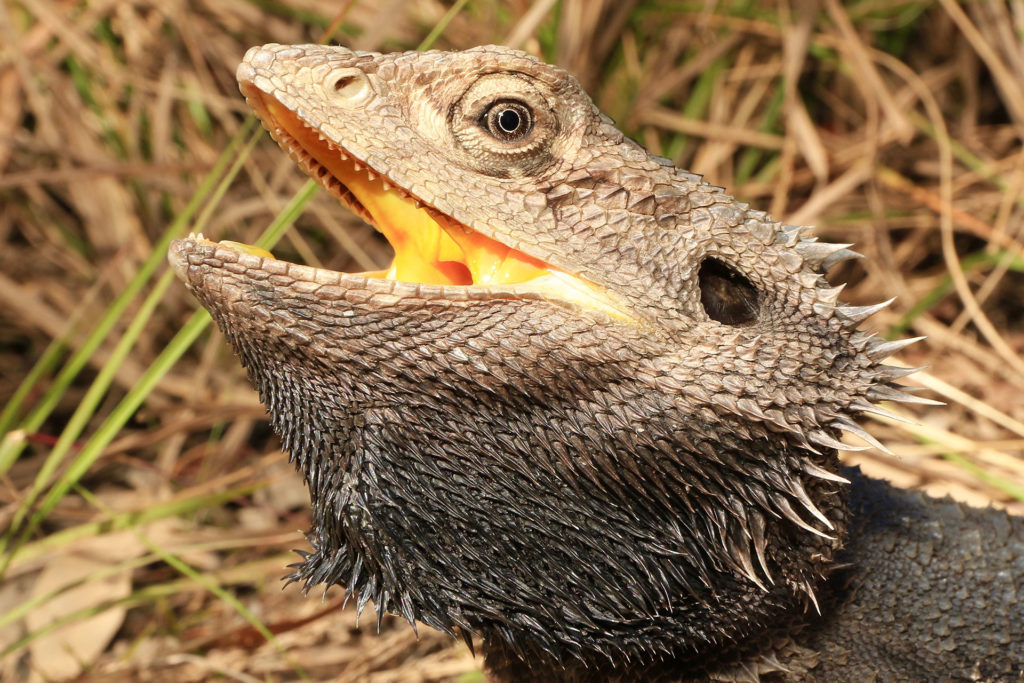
[1,0,1023,680]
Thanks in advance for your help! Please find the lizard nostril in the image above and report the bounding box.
[327,68,370,102]
[698,258,759,325]
[333,75,356,91]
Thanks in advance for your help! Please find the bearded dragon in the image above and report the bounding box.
[169,44,1024,681]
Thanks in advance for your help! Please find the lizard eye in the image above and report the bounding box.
[452,72,557,175]
[483,101,534,141]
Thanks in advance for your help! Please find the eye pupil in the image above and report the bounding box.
[483,101,533,141]
[498,108,521,133]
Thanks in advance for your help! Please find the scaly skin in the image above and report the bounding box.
[168,44,1023,681]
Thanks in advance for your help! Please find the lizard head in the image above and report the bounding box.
[169,44,925,670]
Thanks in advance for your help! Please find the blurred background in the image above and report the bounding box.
[2,0,1023,680]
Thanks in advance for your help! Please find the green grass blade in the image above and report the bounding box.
[0,118,258,476]
[0,336,67,435]
[0,180,318,577]
[6,483,264,569]
[0,553,297,660]
[76,486,311,679]
[416,0,472,51]
[0,125,263,562]
[3,270,175,542]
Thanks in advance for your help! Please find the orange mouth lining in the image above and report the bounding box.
[256,93,556,288]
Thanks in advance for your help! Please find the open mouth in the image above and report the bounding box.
[222,85,634,322]
[252,91,557,288]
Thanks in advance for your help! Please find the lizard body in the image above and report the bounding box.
[169,44,1024,681]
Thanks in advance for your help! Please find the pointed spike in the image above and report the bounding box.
[736,397,768,421]
[866,336,926,361]
[749,512,773,584]
[355,589,371,625]
[798,271,822,289]
[788,478,834,530]
[808,429,868,452]
[776,225,804,247]
[813,405,840,425]
[730,536,767,591]
[822,248,864,270]
[794,432,823,455]
[851,398,917,424]
[835,298,895,325]
[376,594,387,633]
[397,591,417,631]
[867,385,944,406]
[342,555,362,610]
[817,283,846,306]
[460,627,475,656]
[761,652,793,674]
[849,330,875,350]
[803,580,822,615]
[774,496,835,539]
[764,407,807,437]
[873,364,924,380]
[795,241,854,268]
[831,417,895,456]
[802,460,851,484]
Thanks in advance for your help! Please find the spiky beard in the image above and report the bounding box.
[272,371,850,667]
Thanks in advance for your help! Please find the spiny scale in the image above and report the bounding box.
[835,298,895,325]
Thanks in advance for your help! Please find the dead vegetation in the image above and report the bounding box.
[1,0,1023,680]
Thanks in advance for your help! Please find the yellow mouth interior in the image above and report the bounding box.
[264,97,554,287]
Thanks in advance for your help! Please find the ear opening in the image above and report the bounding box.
[698,258,759,325]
